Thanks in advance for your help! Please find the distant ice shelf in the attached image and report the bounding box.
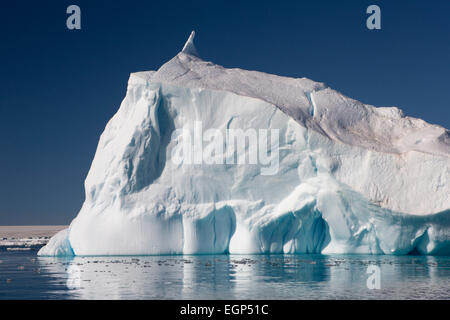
[39,31,450,257]
[0,238,50,250]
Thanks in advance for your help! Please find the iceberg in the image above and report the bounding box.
[38,31,450,256]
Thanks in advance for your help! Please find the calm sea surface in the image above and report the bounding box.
[0,249,449,299]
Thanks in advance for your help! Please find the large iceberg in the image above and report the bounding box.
[39,31,450,256]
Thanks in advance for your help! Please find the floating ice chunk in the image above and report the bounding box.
[38,229,74,256]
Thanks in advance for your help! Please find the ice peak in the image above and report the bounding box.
[181,31,200,57]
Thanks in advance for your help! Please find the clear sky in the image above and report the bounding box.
[1,0,449,225]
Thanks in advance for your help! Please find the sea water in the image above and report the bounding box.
[0,249,449,299]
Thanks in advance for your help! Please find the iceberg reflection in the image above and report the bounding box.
[37,254,450,299]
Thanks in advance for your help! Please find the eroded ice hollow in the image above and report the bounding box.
[39,31,450,256]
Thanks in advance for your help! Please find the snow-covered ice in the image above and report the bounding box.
[0,226,66,251]
[39,31,450,256]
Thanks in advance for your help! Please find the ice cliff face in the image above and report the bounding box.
[39,31,450,256]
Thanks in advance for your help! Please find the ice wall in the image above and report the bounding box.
[38,32,450,256]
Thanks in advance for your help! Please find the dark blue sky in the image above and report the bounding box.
[1,0,449,225]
